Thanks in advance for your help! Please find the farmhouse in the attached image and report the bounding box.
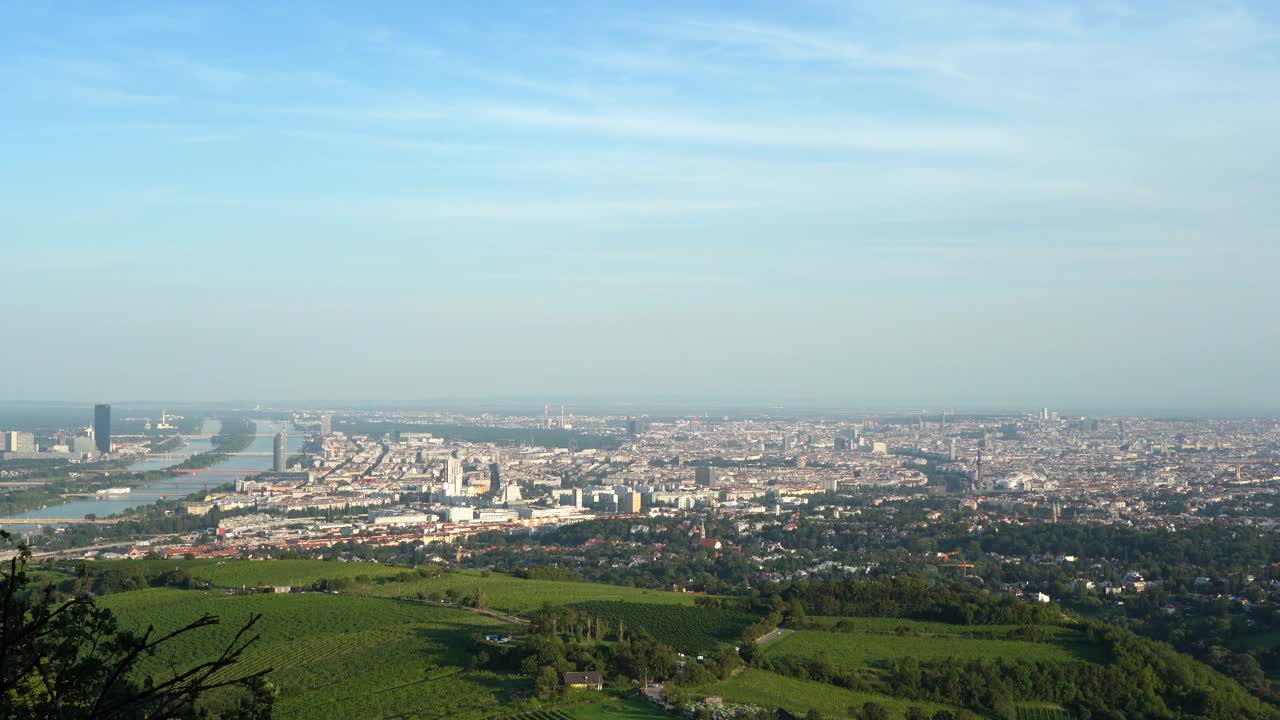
[562,671,604,690]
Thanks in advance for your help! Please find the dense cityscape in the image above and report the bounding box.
[4,402,1280,718]
[6,1,1280,718]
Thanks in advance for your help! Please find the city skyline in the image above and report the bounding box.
[3,2,1279,412]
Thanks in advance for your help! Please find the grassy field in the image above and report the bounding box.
[695,668,956,719]
[100,588,524,720]
[808,615,1073,639]
[764,626,1088,670]
[572,601,755,655]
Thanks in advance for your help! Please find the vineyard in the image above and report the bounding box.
[129,557,408,588]
[496,699,669,719]
[368,569,700,613]
[572,601,756,654]
[1017,706,1073,720]
[497,710,573,720]
[100,588,525,719]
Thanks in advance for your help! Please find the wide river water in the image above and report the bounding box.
[9,419,302,527]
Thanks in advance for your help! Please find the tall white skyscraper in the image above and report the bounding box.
[273,429,288,471]
[445,456,464,495]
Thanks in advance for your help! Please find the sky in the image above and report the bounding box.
[2,1,1279,414]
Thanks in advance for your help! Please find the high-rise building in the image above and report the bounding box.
[622,490,642,514]
[781,434,793,454]
[488,462,500,488]
[93,404,111,454]
[319,415,332,436]
[625,416,650,436]
[273,429,288,471]
[445,456,464,495]
[695,466,716,486]
[1,431,36,453]
[949,438,958,462]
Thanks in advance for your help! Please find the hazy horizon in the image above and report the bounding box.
[4,2,1278,413]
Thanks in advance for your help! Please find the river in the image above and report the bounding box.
[8,419,303,526]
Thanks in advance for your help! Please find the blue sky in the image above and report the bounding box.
[2,1,1278,413]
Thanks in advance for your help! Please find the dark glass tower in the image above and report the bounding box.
[93,404,111,454]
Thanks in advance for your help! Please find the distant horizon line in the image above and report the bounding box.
[2,398,1277,420]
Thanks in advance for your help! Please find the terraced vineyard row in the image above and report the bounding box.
[572,600,755,654]
[1016,706,1073,720]
[494,711,573,720]
[219,627,405,680]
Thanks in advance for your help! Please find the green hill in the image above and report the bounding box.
[764,626,1087,669]
[691,668,957,719]
[100,588,521,720]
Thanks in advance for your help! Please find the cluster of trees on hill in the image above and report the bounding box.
[478,603,681,695]
[881,620,1280,720]
[732,575,1280,718]
[748,576,1061,626]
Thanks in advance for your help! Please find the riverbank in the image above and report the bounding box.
[6,420,300,530]
[0,418,255,519]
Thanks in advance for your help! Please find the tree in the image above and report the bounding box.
[1,532,272,719]
[860,702,890,720]
[535,666,560,699]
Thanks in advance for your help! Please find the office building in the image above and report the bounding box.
[94,404,111,454]
[1,431,36,453]
[319,415,332,436]
[695,466,716,486]
[273,429,288,471]
[621,490,642,514]
[949,438,958,462]
[487,462,501,495]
